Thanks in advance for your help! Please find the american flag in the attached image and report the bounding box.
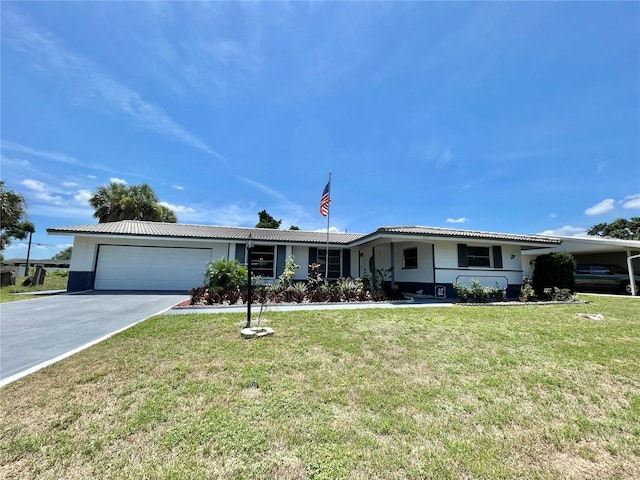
[319,181,332,217]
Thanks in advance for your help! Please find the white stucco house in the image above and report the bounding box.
[47,220,563,298]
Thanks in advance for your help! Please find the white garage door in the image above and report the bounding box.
[95,245,211,291]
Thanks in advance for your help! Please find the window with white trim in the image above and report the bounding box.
[403,247,418,269]
[318,249,341,279]
[467,246,491,267]
[250,246,275,277]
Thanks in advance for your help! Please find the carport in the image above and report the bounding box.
[522,235,640,296]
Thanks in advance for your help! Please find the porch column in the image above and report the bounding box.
[390,242,396,290]
[627,250,639,296]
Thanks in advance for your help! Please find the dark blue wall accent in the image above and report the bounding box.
[493,246,503,269]
[67,271,95,292]
[342,249,351,278]
[396,281,521,300]
[235,244,246,263]
[276,245,286,278]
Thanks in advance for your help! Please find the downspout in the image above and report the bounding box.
[626,251,640,296]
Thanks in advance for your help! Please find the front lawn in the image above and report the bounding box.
[0,274,68,303]
[1,297,638,479]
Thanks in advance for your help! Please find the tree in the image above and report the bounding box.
[53,246,73,260]
[587,218,640,240]
[532,252,576,296]
[255,210,281,229]
[289,225,300,230]
[0,180,33,253]
[88,182,177,223]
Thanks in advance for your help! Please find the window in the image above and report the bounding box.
[467,246,490,267]
[250,246,275,277]
[318,249,341,279]
[459,244,498,268]
[403,247,418,269]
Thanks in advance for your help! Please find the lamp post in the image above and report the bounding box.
[245,233,255,328]
[23,223,36,276]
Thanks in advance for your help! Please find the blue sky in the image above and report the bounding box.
[1,1,639,259]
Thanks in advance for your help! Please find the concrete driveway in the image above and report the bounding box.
[0,291,188,386]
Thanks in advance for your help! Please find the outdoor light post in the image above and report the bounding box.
[245,233,255,328]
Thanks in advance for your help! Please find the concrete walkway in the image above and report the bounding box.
[167,296,456,315]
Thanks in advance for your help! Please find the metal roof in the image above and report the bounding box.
[47,220,364,245]
[354,225,562,246]
[47,220,562,247]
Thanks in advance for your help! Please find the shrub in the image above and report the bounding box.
[532,252,575,296]
[519,277,535,302]
[278,255,300,288]
[338,278,359,302]
[453,280,505,303]
[289,282,307,303]
[325,282,342,303]
[205,258,247,292]
[189,286,207,305]
[543,287,576,302]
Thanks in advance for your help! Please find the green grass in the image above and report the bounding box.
[1,296,639,479]
[0,274,68,303]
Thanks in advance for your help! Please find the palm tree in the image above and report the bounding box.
[88,182,177,223]
[156,204,177,223]
[1,180,31,251]
[120,183,159,221]
[89,182,128,223]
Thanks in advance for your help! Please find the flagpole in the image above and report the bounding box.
[325,171,331,280]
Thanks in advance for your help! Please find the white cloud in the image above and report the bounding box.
[172,184,184,190]
[22,178,47,192]
[538,226,588,237]
[1,139,80,165]
[22,178,64,204]
[74,189,93,205]
[86,175,97,180]
[585,199,615,216]
[621,194,640,209]
[109,177,127,185]
[158,201,195,214]
[18,179,94,221]
[446,217,468,224]
[0,155,30,168]
[314,226,343,234]
[62,181,79,188]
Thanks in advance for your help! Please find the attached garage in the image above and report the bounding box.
[94,245,211,291]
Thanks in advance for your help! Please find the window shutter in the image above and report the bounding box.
[342,249,351,278]
[492,246,503,269]
[235,244,246,264]
[276,245,287,278]
[457,244,468,267]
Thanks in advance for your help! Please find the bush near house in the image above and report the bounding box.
[453,280,507,303]
[532,252,576,297]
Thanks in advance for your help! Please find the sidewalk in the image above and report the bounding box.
[167,295,456,315]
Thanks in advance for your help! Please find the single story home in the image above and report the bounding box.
[47,220,562,298]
